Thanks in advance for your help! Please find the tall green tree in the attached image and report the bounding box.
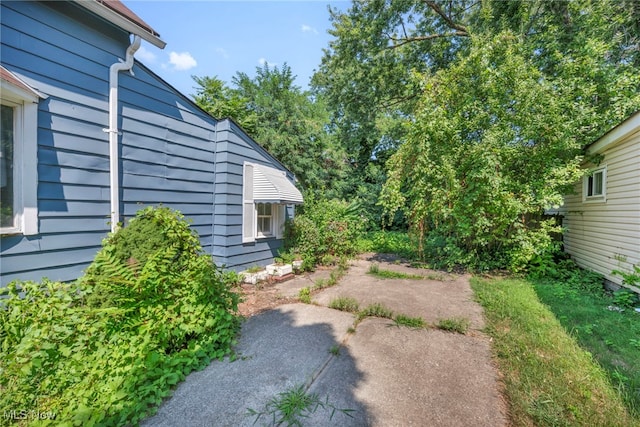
[192,75,258,135]
[378,0,640,270]
[193,65,349,195]
[312,0,478,226]
[318,0,640,266]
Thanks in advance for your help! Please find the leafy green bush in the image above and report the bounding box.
[0,206,240,425]
[284,195,365,266]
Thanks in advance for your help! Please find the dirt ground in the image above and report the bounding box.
[236,281,297,317]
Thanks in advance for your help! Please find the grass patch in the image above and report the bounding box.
[356,303,394,322]
[472,276,638,426]
[313,261,349,291]
[246,384,354,426]
[394,314,427,329]
[436,317,470,334]
[329,297,360,313]
[368,263,426,280]
[532,277,640,419]
[329,345,341,356]
[298,287,311,304]
[300,262,350,305]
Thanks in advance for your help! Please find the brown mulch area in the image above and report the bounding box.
[235,281,297,318]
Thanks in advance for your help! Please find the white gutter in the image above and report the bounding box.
[105,35,141,232]
[75,1,166,49]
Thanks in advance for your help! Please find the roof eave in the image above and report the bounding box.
[74,0,166,49]
[0,66,48,101]
[586,110,640,155]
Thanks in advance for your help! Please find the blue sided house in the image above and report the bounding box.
[0,0,303,286]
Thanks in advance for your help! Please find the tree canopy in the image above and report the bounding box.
[316,0,640,268]
[193,64,349,195]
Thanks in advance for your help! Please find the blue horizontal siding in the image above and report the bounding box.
[39,165,109,186]
[1,2,298,286]
[39,217,111,234]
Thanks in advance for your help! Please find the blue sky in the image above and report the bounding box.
[126,1,349,98]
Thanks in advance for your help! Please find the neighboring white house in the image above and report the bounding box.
[560,111,640,293]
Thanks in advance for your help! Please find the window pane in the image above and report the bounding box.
[264,203,272,215]
[594,171,603,195]
[1,105,14,228]
[258,217,271,235]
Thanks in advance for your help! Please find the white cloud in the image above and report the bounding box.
[258,57,278,67]
[215,47,229,59]
[136,45,157,63]
[301,24,318,34]
[168,51,197,71]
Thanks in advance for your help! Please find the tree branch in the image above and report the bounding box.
[422,0,469,35]
[386,31,468,49]
[384,1,470,49]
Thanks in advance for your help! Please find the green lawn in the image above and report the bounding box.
[472,277,640,427]
[532,278,640,419]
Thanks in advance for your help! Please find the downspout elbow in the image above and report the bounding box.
[107,35,141,232]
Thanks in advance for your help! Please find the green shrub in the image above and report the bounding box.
[0,206,240,425]
[284,194,365,266]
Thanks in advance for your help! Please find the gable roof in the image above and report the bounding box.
[74,0,166,48]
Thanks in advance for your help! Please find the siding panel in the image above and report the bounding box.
[0,2,298,285]
[562,123,640,287]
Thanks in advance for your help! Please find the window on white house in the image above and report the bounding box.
[256,203,273,237]
[584,167,606,201]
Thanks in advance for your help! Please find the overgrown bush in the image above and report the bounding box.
[284,195,365,266]
[0,206,240,425]
[379,32,588,272]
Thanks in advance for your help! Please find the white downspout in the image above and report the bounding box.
[105,35,141,232]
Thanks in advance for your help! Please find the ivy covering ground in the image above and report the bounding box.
[0,207,240,426]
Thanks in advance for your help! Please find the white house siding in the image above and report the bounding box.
[562,122,640,291]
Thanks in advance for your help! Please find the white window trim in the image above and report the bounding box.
[583,165,607,203]
[1,80,39,235]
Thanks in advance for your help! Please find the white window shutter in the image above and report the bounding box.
[22,101,39,235]
[242,163,255,243]
[275,204,286,239]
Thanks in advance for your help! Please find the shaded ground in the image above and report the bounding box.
[143,253,508,426]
